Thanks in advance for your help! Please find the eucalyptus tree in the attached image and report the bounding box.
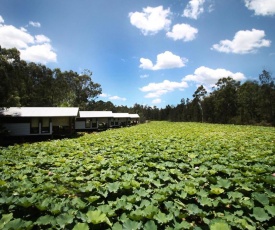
[258,70,275,124]
[212,77,240,123]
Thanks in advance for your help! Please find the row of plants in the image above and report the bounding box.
[0,122,275,229]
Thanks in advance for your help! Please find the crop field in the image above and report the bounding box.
[0,121,275,230]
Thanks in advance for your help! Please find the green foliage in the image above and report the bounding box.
[0,47,101,109]
[0,122,275,229]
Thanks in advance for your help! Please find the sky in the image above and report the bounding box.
[1,0,275,108]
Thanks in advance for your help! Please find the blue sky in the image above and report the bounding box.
[1,0,275,108]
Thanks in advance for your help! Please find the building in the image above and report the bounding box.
[75,111,113,131]
[0,107,140,136]
[0,107,79,136]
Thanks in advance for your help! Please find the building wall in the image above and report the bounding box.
[3,123,30,136]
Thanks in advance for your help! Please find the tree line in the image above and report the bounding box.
[0,47,102,110]
[129,73,275,126]
[1,47,275,126]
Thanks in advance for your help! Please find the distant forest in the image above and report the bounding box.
[1,47,275,126]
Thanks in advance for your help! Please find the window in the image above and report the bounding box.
[85,119,91,128]
[42,118,50,133]
[30,118,39,134]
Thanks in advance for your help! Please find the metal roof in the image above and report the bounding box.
[129,114,140,118]
[112,113,130,118]
[1,107,79,117]
[79,111,113,118]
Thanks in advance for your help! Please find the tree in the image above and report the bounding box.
[258,70,275,124]
[212,77,240,123]
[237,80,260,124]
[0,47,102,109]
[193,85,207,122]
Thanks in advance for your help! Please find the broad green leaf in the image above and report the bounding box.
[154,211,172,224]
[71,197,86,209]
[252,192,269,206]
[143,205,158,219]
[56,213,74,228]
[129,209,144,221]
[217,178,231,189]
[144,220,157,230]
[198,197,213,207]
[3,218,33,230]
[36,215,56,226]
[107,182,120,193]
[227,191,243,200]
[122,219,140,230]
[0,180,6,186]
[86,210,112,226]
[50,202,63,215]
[36,198,51,211]
[210,187,224,195]
[111,222,123,230]
[184,186,197,195]
[210,220,231,230]
[252,207,270,222]
[173,220,191,230]
[0,213,13,229]
[73,223,89,230]
[86,195,100,203]
[98,204,116,217]
[265,205,275,215]
[186,204,201,214]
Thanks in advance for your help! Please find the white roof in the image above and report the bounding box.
[1,107,79,117]
[79,111,113,118]
[129,114,140,118]
[112,113,130,118]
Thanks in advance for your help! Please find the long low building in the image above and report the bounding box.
[75,111,140,131]
[0,107,140,136]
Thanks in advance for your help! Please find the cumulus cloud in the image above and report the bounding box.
[109,96,127,101]
[100,93,109,98]
[129,6,171,35]
[35,35,51,43]
[140,74,149,78]
[166,23,198,42]
[0,16,57,64]
[244,0,275,16]
[152,98,162,104]
[0,25,34,49]
[183,66,246,86]
[140,79,188,99]
[139,51,188,70]
[29,21,41,28]
[183,0,205,19]
[20,44,57,64]
[212,29,271,54]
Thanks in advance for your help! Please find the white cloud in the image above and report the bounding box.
[183,0,205,19]
[183,66,246,86]
[140,74,149,78]
[129,6,171,35]
[212,29,271,54]
[0,16,57,64]
[140,79,188,99]
[29,21,41,28]
[0,15,4,24]
[100,93,109,98]
[109,96,127,101]
[35,35,50,43]
[166,23,198,42]
[244,0,275,16]
[20,44,57,64]
[140,51,188,70]
[0,25,34,49]
[152,98,162,104]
